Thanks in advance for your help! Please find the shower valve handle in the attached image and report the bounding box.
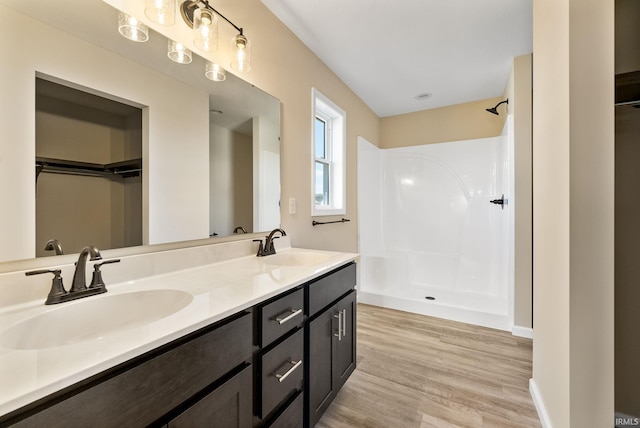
[490,195,505,209]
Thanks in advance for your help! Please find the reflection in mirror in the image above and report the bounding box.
[0,0,281,263]
[36,77,143,257]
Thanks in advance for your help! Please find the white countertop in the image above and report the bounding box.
[0,247,358,417]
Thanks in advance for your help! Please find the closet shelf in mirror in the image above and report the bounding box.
[35,157,142,181]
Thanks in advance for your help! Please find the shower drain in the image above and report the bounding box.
[425,296,436,300]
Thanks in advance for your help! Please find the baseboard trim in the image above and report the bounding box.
[529,378,552,428]
[512,325,534,339]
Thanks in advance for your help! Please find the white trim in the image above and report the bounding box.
[311,88,346,217]
[512,325,534,339]
[529,378,553,428]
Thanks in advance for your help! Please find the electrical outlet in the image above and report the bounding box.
[289,197,296,214]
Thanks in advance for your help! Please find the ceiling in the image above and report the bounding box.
[261,0,533,117]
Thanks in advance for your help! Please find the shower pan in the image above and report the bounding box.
[357,135,513,330]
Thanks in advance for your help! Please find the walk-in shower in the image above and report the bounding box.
[357,134,513,330]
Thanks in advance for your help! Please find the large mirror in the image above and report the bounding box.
[0,0,281,263]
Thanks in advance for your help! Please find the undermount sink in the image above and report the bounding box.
[0,289,193,350]
[263,251,331,267]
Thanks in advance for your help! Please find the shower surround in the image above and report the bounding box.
[357,135,513,330]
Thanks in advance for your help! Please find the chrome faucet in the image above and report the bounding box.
[70,245,102,293]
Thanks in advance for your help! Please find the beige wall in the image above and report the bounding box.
[505,54,533,330]
[380,97,506,148]
[532,0,614,427]
[107,0,381,253]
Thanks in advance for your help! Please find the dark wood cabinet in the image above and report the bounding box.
[335,291,356,392]
[268,391,304,428]
[258,329,304,419]
[3,312,253,428]
[305,262,357,428]
[168,365,253,428]
[307,291,356,428]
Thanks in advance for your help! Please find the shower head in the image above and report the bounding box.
[486,99,509,115]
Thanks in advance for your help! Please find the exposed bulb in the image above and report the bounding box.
[118,13,149,42]
[231,34,251,72]
[145,0,176,26]
[205,62,226,82]
[194,7,218,51]
[167,40,192,64]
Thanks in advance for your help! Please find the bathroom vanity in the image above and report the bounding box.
[0,240,357,427]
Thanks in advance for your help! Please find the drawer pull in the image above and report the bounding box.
[274,308,303,325]
[274,360,302,383]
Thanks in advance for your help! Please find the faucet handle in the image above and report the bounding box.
[25,268,68,305]
[253,239,266,257]
[89,259,120,290]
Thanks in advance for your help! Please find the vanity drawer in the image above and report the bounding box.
[260,287,304,347]
[307,262,356,317]
[168,365,252,428]
[268,390,303,428]
[259,328,304,418]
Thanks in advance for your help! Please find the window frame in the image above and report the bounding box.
[311,88,346,217]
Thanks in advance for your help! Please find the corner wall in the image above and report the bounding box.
[532,0,614,427]
[379,97,506,148]
[505,54,533,330]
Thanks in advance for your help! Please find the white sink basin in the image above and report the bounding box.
[263,251,331,267]
[0,289,193,350]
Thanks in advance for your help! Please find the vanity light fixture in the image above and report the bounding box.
[180,0,251,72]
[145,0,176,26]
[205,62,226,81]
[193,7,218,51]
[168,40,192,64]
[231,34,251,72]
[117,13,149,42]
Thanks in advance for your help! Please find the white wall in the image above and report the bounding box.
[0,5,210,262]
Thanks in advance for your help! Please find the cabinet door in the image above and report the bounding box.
[307,306,338,428]
[335,291,356,391]
[168,365,252,428]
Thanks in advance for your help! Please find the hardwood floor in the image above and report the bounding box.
[316,304,541,428]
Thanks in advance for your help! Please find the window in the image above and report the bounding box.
[312,88,346,216]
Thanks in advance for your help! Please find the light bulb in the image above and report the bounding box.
[205,62,226,82]
[231,34,251,72]
[193,7,218,51]
[145,0,176,26]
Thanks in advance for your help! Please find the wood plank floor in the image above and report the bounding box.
[317,304,541,428]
